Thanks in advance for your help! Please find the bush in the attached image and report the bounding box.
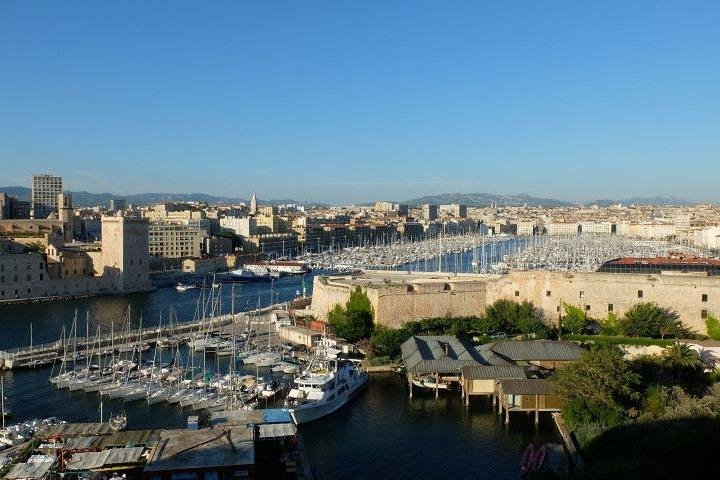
[562,303,589,335]
[706,313,720,341]
[618,302,689,339]
[552,345,640,430]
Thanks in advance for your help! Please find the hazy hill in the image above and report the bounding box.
[0,186,321,207]
[404,192,571,207]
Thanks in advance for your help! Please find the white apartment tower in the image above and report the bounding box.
[31,174,63,219]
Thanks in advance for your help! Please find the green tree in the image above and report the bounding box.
[705,313,720,341]
[326,287,374,343]
[618,303,688,339]
[552,345,640,429]
[562,303,588,335]
[483,299,549,336]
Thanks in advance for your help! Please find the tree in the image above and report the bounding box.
[483,299,517,333]
[483,299,549,336]
[562,303,588,335]
[552,345,640,429]
[326,287,374,343]
[618,303,688,339]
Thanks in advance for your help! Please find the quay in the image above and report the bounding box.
[0,302,295,371]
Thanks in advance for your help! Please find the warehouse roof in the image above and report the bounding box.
[258,423,296,440]
[498,379,556,395]
[3,460,54,480]
[460,365,526,380]
[490,340,584,362]
[401,335,489,373]
[144,427,254,472]
[65,447,145,471]
[35,422,112,440]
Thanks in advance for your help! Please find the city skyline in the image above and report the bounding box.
[2,1,720,203]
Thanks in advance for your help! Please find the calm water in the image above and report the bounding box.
[0,260,558,479]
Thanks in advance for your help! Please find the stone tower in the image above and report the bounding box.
[57,192,74,243]
[100,216,151,293]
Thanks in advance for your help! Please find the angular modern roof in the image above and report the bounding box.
[35,422,112,440]
[401,335,488,374]
[498,378,556,395]
[460,365,526,380]
[490,340,584,362]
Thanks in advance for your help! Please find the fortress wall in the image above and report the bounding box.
[485,271,720,334]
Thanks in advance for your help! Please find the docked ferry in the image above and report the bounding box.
[284,354,368,424]
[244,260,309,276]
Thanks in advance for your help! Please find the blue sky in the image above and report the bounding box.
[1,1,719,203]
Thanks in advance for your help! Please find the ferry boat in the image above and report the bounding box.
[284,355,368,424]
[215,268,272,283]
[244,260,309,276]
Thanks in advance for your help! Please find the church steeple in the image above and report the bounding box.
[250,192,258,215]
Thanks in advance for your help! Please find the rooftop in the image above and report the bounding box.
[144,427,254,472]
[490,340,585,362]
[498,378,556,395]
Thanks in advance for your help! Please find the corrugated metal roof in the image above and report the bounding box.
[401,336,489,373]
[499,379,555,395]
[65,447,145,471]
[490,340,584,362]
[63,436,103,450]
[3,460,54,480]
[460,365,526,380]
[209,408,293,427]
[99,429,161,448]
[144,427,254,472]
[35,422,112,440]
[258,423,296,439]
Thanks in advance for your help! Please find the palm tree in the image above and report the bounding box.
[663,342,703,369]
[664,342,704,388]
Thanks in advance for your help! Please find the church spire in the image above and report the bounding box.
[250,192,258,215]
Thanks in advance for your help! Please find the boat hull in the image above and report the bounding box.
[289,374,368,425]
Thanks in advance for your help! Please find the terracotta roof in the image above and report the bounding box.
[605,255,720,267]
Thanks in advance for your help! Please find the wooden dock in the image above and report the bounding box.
[0,304,285,371]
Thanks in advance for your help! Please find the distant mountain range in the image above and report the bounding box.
[0,186,322,207]
[404,192,699,207]
[0,186,700,208]
[403,192,571,207]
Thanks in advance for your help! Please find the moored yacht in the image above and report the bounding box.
[284,356,367,424]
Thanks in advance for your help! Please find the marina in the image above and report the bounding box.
[0,271,561,479]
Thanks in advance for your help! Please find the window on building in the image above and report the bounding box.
[608,304,614,312]
[556,305,561,312]
[701,310,708,319]
[702,294,708,302]
[579,291,584,299]
[40,274,43,281]
[514,290,520,297]
[638,290,643,298]
[546,291,551,297]
[585,305,591,311]
[38,263,43,270]
[443,283,451,291]
[407,285,415,293]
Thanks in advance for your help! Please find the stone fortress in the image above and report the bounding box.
[0,194,153,303]
[310,268,720,335]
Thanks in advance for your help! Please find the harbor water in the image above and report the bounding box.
[0,261,559,479]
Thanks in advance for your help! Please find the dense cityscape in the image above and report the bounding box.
[3,2,720,479]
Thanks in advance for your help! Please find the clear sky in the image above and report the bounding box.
[1,1,719,203]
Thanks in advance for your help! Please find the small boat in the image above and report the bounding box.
[176,283,197,292]
[411,375,450,390]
